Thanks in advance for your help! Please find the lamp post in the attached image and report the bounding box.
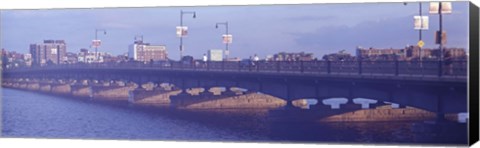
[215,21,230,60]
[419,2,423,64]
[438,2,444,61]
[405,2,426,65]
[429,2,451,61]
[94,29,107,63]
[179,10,196,60]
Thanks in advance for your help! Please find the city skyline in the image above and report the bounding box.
[0,2,469,60]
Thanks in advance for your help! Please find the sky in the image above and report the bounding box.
[0,1,470,60]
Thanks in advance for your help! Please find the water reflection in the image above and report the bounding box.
[1,88,468,145]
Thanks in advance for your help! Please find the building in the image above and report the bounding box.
[356,46,466,61]
[0,49,30,68]
[30,40,67,66]
[23,53,32,67]
[322,50,355,61]
[444,48,467,60]
[273,52,314,61]
[128,39,167,63]
[77,48,114,63]
[356,46,405,61]
[208,49,223,61]
[65,52,78,64]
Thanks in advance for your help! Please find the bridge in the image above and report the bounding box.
[1,60,468,120]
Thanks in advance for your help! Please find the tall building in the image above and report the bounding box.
[128,39,167,63]
[30,40,67,66]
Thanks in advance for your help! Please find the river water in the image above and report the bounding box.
[1,88,468,145]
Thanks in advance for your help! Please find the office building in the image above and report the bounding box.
[128,39,167,63]
[30,40,67,66]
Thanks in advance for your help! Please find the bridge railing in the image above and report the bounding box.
[7,60,467,79]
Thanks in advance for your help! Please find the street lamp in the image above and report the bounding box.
[179,10,196,60]
[94,29,107,62]
[429,2,452,61]
[215,21,230,60]
[405,2,427,64]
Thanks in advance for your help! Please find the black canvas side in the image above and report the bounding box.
[469,1,479,146]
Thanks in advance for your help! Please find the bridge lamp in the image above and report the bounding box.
[215,22,230,60]
[94,29,107,63]
[179,10,197,60]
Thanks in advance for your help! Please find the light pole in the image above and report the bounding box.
[94,29,107,63]
[438,2,443,61]
[405,2,425,64]
[179,10,196,60]
[215,21,229,60]
[418,2,423,64]
[429,2,451,61]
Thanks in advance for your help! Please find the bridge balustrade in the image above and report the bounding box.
[329,61,358,74]
[6,60,467,79]
[398,61,438,76]
[302,61,328,74]
[361,61,395,76]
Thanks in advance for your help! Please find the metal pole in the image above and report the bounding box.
[419,3,422,41]
[216,22,229,60]
[95,30,98,62]
[180,10,183,60]
[439,2,443,62]
[179,10,196,61]
[94,29,106,63]
[419,2,423,66]
[226,22,229,60]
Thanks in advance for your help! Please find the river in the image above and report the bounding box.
[1,88,468,145]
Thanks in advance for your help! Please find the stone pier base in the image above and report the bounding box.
[26,83,40,91]
[71,85,93,98]
[91,85,136,101]
[51,84,72,95]
[39,84,52,92]
[128,88,181,105]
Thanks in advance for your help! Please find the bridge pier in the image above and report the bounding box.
[436,95,445,122]
[91,84,136,101]
[369,101,388,109]
[169,89,194,108]
[128,87,179,105]
[172,91,286,109]
[71,84,93,98]
[282,100,296,110]
[199,87,215,96]
[26,82,40,91]
[18,82,28,89]
[221,87,240,96]
[39,83,52,92]
[51,83,72,95]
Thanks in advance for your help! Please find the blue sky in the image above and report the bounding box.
[0,2,469,60]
